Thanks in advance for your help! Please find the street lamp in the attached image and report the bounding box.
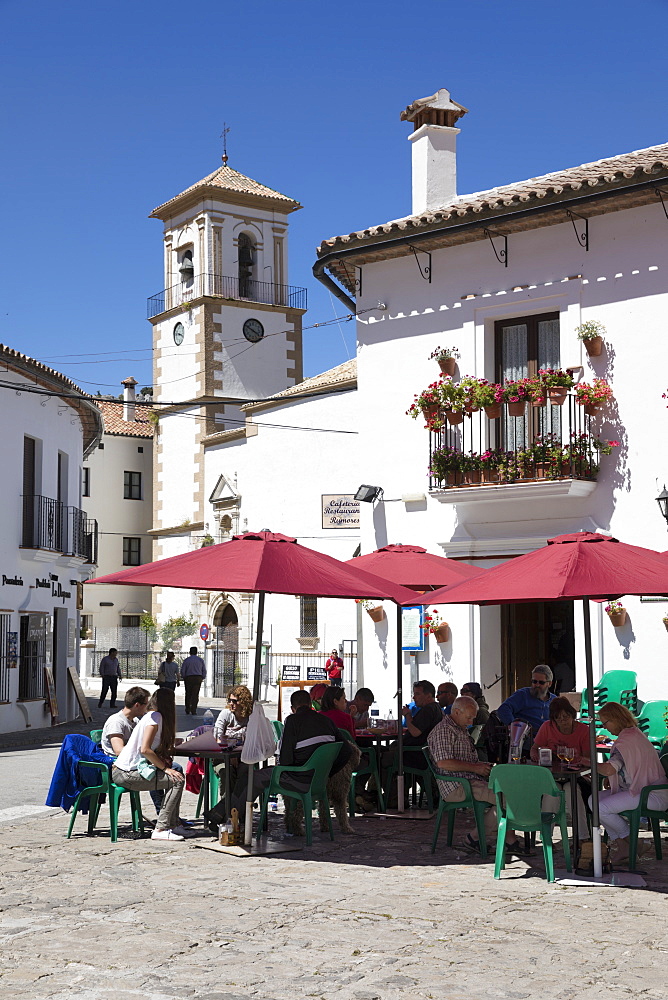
[656,486,668,527]
[354,485,383,503]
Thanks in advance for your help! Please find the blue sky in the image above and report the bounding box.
[2,0,668,393]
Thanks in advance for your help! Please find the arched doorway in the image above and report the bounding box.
[212,603,240,696]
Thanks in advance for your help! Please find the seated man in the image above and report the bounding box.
[346,688,375,730]
[495,664,557,736]
[100,686,150,756]
[428,695,520,852]
[437,682,458,715]
[383,680,443,805]
[231,689,352,816]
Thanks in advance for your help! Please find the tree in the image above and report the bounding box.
[141,613,199,650]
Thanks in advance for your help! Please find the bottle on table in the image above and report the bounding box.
[202,708,214,729]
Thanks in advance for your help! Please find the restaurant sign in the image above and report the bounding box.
[281,664,301,680]
[321,494,360,529]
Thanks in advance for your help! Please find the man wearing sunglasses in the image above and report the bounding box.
[495,664,556,735]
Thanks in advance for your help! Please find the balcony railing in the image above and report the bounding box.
[21,495,98,562]
[428,395,601,490]
[147,272,307,318]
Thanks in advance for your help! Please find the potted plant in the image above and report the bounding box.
[575,377,613,415]
[605,600,627,627]
[566,431,600,480]
[538,368,574,405]
[576,319,606,357]
[429,345,460,376]
[421,608,450,643]
[480,448,502,483]
[662,614,668,633]
[356,598,385,623]
[430,446,463,486]
[526,374,548,407]
[501,379,531,417]
[438,377,468,425]
[407,382,443,428]
[460,451,483,485]
[592,437,620,457]
[473,379,503,418]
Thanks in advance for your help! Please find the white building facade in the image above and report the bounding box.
[0,345,102,733]
[312,88,668,712]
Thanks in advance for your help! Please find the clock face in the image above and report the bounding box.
[243,318,265,343]
[173,322,184,346]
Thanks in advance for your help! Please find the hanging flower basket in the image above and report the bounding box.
[584,335,603,357]
[663,618,668,632]
[438,357,457,376]
[507,400,527,417]
[424,403,440,421]
[432,623,450,643]
[367,606,385,623]
[548,387,568,405]
[445,409,464,426]
[484,403,502,419]
[584,403,601,416]
[608,610,627,627]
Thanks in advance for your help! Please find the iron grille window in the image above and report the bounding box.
[299,596,318,638]
[0,615,9,703]
[121,615,140,628]
[123,537,141,566]
[124,471,142,500]
[82,467,90,497]
[19,614,46,700]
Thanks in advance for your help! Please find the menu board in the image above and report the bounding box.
[307,665,328,681]
[43,666,59,721]
[68,665,93,723]
[402,606,424,651]
[281,664,301,681]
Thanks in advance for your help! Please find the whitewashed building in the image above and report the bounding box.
[311,87,668,711]
[0,344,102,733]
[81,378,153,636]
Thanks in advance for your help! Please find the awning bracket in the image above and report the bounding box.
[483,229,508,267]
[566,210,589,251]
[407,245,432,282]
[655,187,668,222]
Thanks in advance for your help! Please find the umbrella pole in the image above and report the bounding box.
[396,605,404,813]
[583,598,602,878]
[245,590,266,845]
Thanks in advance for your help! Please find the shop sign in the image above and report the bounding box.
[321,494,360,529]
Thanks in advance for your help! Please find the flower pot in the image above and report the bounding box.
[532,462,550,479]
[438,357,457,376]
[507,400,527,417]
[663,620,668,632]
[484,403,502,419]
[444,471,463,487]
[445,409,464,426]
[548,387,568,405]
[464,403,480,414]
[367,606,385,623]
[531,398,547,407]
[482,469,500,484]
[464,470,482,485]
[584,335,603,357]
[607,610,627,627]
[432,623,450,643]
[584,403,601,416]
[423,403,439,421]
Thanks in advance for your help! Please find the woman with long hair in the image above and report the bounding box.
[213,685,253,741]
[113,687,186,841]
[319,685,356,738]
[594,702,668,862]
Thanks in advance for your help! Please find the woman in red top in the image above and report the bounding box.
[530,697,590,764]
[319,686,355,739]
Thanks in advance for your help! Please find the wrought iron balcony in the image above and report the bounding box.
[21,495,98,561]
[147,272,307,318]
[428,395,607,491]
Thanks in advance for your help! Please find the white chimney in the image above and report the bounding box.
[121,376,137,422]
[401,88,468,215]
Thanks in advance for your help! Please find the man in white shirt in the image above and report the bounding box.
[100,686,150,756]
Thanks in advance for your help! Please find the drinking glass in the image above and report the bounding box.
[556,745,568,765]
[563,746,575,767]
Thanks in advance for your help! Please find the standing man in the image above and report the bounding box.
[325,648,344,684]
[98,647,121,709]
[181,646,206,715]
[496,664,557,735]
[436,682,458,715]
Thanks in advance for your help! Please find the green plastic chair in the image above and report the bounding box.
[271,720,284,741]
[336,728,386,816]
[66,761,144,843]
[90,729,103,743]
[580,670,638,720]
[422,747,488,856]
[489,765,572,882]
[257,742,341,846]
[637,701,668,749]
[383,744,435,812]
[619,781,668,870]
[195,759,221,817]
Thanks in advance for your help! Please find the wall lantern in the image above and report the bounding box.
[656,486,668,527]
[354,485,384,504]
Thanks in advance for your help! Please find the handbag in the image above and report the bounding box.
[155,669,166,685]
[137,756,157,781]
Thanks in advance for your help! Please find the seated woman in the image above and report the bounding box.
[531,696,591,838]
[113,687,186,842]
[319,686,356,739]
[594,701,668,863]
[214,685,253,741]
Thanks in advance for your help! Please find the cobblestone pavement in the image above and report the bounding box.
[1,798,667,1000]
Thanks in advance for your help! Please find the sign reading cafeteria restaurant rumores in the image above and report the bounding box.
[321,494,360,529]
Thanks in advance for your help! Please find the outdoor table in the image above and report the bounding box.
[355,730,397,748]
[174,731,244,823]
[524,761,591,857]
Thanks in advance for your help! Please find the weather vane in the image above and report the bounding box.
[220,123,230,165]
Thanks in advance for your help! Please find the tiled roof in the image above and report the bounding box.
[151,164,302,218]
[317,141,668,263]
[95,400,154,438]
[271,359,357,398]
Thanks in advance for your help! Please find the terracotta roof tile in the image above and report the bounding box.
[271,359,357,398]
[151,164,301,218]
[95,399,154,438]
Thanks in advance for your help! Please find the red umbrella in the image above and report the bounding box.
[425,531,668,876]
[345,544,485,811]
[88,530,419,842]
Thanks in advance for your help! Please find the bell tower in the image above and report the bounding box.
[147,158,306,556]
